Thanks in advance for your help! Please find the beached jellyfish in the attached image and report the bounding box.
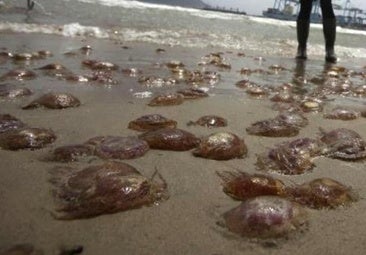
[9,50,50,61]
[87,70,118,85]
[49,144,95,162]
[0,114,27,133]
[270,90,295,103]
[139,128,200,151]
[245,85,270,98]
[36,50,53,58]
[37,63,67,70]
[0,69,37,81]
[269,64,287,72]
[184,70,203,85]
[323,107,360,120]
[0,51,13,58]
[148,93,184,106]
[165,60,185,69]
[85,136,149,160]
[199,52,224,66]
[187,115,228,128]
[49,161,168,219]
[217,171,286,200]
[80,45,93,55]
[59,245,84,255]
[276,111,309,127]
[170,67,190,80]
[36,63,74,79]
[286,178,358,209]
[222,196,308,238]
[246,118,299,137]
[64,45,93,56]
[0,127,56,150]
[82,59,119,70]
[235,79,255,89]
[128,114,177,131]
[326,65,347,75]
[24,51,51,60]
[137,76,159,85]
[237,52,245,57]
[0,84,33,98]
[176,88,209,99]
[323,78,352,95]
[256,138,321,175]
[216,62,231,70]
[336,82,353,95]
[271,102,302,113]
[138,76,177,88]
[192,132,247,160]
[65,74,89,83]
[121,68,142,77]
[203,70,221,85]
[200,53,231,70]
[252,68,269,75]
[0,244,43,255]
[300,98,323,112]
[352,84,366,96]
[184,70,220,86]
[156,48,166,53]
[238,68,252,75]
[319,128,366,160]
[274,83,294,92]
[12,52,33,61]
[361,110,366,118]
[22,92,81,109]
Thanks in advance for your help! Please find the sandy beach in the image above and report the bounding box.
[1,32,366,255]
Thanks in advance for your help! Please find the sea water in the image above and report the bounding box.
[0,0,365,59]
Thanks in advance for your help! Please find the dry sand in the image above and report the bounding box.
[1,32,366,254]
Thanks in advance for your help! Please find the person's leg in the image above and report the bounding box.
[320,0,337,62]
[27,0,35,10]
[296,0,313,59]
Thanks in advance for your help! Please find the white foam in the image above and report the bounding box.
[0,22,109,38]
[249,15,366,36]
[188,10,246,21]
[72,0,200,11]
[62,23,109,38]
[337,26,366,36]
[0,22,61,35]
[248,16,297,27]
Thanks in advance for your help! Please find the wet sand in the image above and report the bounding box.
[1,32,366,254]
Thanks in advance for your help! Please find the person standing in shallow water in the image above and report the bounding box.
[296,0,337,63]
